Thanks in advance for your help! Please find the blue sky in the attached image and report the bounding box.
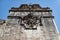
[0,0,60,33]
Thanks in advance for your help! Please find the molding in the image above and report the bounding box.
[7,16,22,19]
[9,9,52,12]
[41,16,54,18]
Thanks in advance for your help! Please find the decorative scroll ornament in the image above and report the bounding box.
[22,14,38,28]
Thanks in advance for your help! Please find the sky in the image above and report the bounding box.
[0,0,60,33]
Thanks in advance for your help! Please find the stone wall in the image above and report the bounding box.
[0,20,59,40]
[0,4,59,40]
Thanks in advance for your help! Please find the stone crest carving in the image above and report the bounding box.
[22,14,38,29]
[19,13,43,29]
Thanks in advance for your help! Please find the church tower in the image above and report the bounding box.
[0,4,59,40]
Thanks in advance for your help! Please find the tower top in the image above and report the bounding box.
[9,4,52,12]
[19,4,41,9]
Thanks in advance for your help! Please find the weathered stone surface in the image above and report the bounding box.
[59,35,60,40]
[0,22,59,40]
[0,4,59,40]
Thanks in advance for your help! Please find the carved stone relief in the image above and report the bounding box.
[19,13,42,29]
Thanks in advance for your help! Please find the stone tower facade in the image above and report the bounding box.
[0,4,59,40]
